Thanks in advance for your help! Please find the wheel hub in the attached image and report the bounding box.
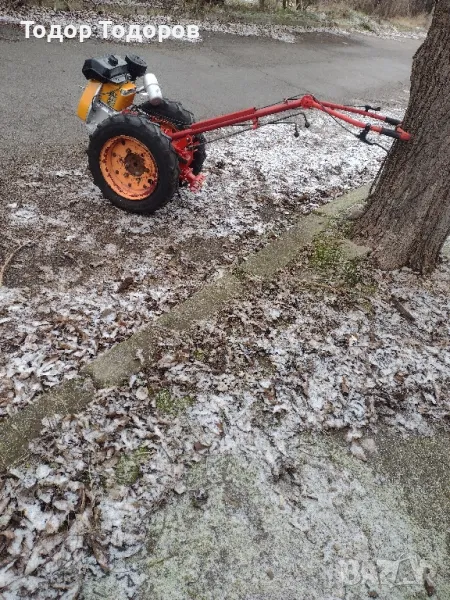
[99,136,158,200]
[124,151,146,177]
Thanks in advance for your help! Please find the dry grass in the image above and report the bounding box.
[313,1,432,26]
[186,0,431,32]
[315,0,433,18]
[390,13,432,29]
[224,0,433,20]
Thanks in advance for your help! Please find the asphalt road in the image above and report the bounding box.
[0,23,421,159]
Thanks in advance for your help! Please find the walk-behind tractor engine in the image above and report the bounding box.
[78,54,411,215]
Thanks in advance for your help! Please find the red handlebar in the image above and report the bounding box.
[169,94,411,143]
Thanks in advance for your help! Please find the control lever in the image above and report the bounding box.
[300,112,311,128]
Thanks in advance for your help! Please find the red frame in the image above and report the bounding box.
[166,95,410,189]
[170,95,411,141]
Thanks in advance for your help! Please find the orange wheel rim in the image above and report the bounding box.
[99,136,158,201]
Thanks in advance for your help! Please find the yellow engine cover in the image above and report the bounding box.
[77,80,137,122]
[77,80,102,121]
[99,81,137,111]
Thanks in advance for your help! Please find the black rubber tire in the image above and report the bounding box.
[88,113,179,214]
[139,99,207,176]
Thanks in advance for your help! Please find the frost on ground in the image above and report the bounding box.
[1,246,449,598]
[0,1,426,42]
[0,108,396,418]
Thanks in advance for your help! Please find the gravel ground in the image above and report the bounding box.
[0,108,397,419]
[1,237,449,598]
[0,6,440,598]
[1,97,449,599]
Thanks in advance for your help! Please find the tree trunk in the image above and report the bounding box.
[353,0,450,274]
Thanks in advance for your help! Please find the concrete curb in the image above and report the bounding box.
[0,186,369,469]
[82,272,244,388]
[0,377,95,470]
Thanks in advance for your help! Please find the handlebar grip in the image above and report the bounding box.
[385,116,402,126]
[380,127,402,139]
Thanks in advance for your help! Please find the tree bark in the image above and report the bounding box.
[353,0,450,274]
